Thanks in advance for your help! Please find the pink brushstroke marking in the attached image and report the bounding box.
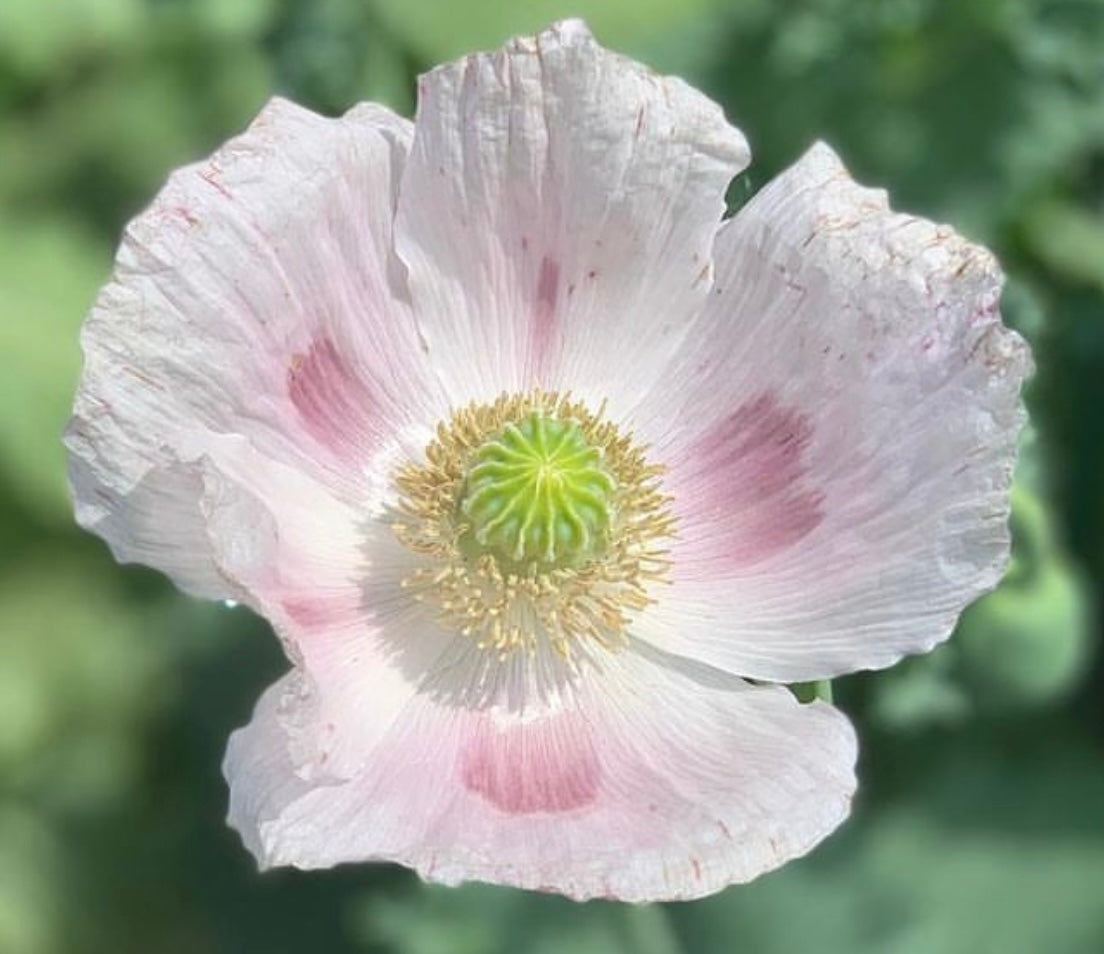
[530,255,561,375]
[460,712,600,815]
[678,392,824,569]
[282,597,349,631]
[287,336,374,455]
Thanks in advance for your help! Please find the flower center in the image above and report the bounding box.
[459,413,615,570]
[392,390,674,659]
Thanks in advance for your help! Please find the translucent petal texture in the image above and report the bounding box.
[394,18,750,412]
[224,643,856,902]
[66,97,443,602]
[66,18,1030,904]
[630,143,1032,682]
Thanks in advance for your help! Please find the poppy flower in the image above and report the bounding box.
[66,20,1030,901]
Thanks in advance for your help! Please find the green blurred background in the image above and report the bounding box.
[2,0,1103,951]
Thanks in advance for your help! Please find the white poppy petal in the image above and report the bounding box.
[69,20,1029,902]
[67,452,230,599]
[395,19,749,410]
[67,97,443,597]
[224,642,856,902]
[631,143,1031,681]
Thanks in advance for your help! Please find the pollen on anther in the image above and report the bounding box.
[391,390,674,659]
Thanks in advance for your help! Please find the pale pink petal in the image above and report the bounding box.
[262,522,458,780]
[197,439,365,615]
[67,97,443,599]
[394,19,749,410]
[69,430,366,625]
[630,143,1031,682]
[67,452,231,599]
[224,642,856,902]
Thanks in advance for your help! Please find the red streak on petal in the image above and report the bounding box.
[282,597,338,630]
[531,255,561,375]
[460,712,600,815]
[681,392,824,569]
[287,336,374,454]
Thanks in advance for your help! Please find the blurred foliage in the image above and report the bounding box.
[0,1,1102,953]
[368,0,720,64]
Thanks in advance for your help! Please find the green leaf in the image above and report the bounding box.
[0,806,68,954]
[355,881,683,954]
[369,0,724,64]
[0,552,167,806]
[1022,199,1104,295]
[791,680,834,704]
[0,0,144,81]
[0,216,110,521]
